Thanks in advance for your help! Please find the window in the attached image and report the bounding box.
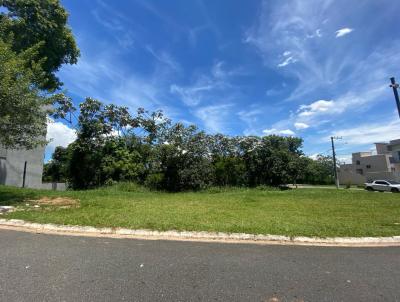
[356,169,363,175]
[375,181,389,185]
[366,164,371,169]
[356,160,360,165]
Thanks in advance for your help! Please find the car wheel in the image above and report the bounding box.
[366,187,373,191]
[391,188,399,193]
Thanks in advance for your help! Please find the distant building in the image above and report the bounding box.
[338,139,400,185]
[0,145,45,189]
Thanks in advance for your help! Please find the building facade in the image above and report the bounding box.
[0,145,45,189]
[338,140,400,185]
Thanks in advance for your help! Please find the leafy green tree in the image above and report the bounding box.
[0,0,80,90]
[0,40,49,149]
[238,135,303,186]
[302,155,334,184]
[213,156,246,186]
[101,138,145,184]
[287,155,310,186]
[42,146,70,182]
[150,124,214,191]
[68,141,102,189]
[67,98,149,189]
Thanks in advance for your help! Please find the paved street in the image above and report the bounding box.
[1,230,399,302]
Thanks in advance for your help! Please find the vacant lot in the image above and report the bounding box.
[1,184,400,237]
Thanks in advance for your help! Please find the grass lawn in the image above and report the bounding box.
[1,184,400,237]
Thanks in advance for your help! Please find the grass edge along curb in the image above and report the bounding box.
[1,219,400,247]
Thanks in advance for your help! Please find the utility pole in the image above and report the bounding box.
[390,77,400,118]
[331,136,342,189]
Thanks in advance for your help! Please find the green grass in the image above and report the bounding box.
[1,184,400,237]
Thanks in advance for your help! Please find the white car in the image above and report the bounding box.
[364,180,400,193]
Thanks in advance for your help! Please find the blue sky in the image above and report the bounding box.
[46,0,400,163]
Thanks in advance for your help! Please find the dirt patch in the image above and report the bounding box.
[27,197,79,208]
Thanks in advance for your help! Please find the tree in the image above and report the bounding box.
[0,0,80,90]
[288,156,310,186]
[302,155,334,185]
[66,98,148,189]
[149,124,214,191]
[213,156,246,186]
[42,146,70,182]
[209,134,246,186]
[238,135,304,186]
[100,138,145,184]
[0,40,49,149]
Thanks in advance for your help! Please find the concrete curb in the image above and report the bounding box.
[1,219,400,247]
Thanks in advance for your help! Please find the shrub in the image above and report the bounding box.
[145,173,165,191]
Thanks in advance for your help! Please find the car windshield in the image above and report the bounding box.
[388,180,400,185]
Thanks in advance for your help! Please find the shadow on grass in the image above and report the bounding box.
[0,188,38,206]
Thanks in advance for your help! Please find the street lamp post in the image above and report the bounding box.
[390,77,400,118]
[331,136,342,189]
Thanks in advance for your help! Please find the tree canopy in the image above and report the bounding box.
[43,98,334,191]
[0,0,80,90]
[0,0,79,149]
[0,40,49,148]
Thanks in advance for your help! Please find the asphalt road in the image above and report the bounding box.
[1,230,399,302]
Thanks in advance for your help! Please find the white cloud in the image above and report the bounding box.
[277,56,297,67]
[308,153,320,160]
[280,129,296,135]
[244,0,334,93]
[170,61,240,107]
[46,120,76,149]
[298,100,335,117]
[91,2,136,49]
[262,128,295,136]
[145,45,180,71]
[194,104,234,133]
[294,122,309,129]
[59,46,174,112]
[335,27,353,38]
[294,84,387,126]
[307,29,323,39]
[337,154,352,164]
[329,118,400,146]
[211,61,225,79]
[243,0,399,106]
[170,83,214,106]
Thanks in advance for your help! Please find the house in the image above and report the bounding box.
[338,140,400,185]
[0,145,45,189]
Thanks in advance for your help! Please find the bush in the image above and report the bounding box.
[145,173,165,191]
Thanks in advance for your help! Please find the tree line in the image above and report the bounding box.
[44,98,334,191]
